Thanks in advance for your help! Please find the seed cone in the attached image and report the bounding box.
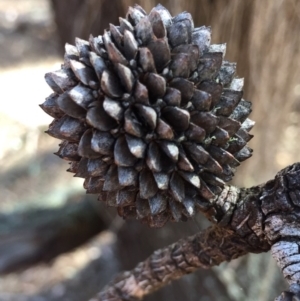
[41,4,254,227]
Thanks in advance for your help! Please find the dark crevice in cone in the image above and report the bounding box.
[41,3,254,227]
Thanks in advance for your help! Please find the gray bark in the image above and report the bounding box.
[91,163,300,300]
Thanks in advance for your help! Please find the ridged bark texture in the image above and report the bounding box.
[90,163,300,301]
[263,164,300,300]
[93,226,253,301]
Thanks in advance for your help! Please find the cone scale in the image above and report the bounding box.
[41,4,254,227]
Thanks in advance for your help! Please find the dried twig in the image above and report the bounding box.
[91,163,300,301]
[93,226,252,301]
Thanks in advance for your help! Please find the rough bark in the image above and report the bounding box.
[0,196,107,274]
[93,226,256,301]
[91,163,300,301]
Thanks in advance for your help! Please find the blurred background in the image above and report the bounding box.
[1,0,300,300]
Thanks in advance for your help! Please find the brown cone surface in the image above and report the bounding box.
[41,4,254,227]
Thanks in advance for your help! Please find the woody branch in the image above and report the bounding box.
[91,163,300,301]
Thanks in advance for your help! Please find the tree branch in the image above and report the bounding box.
[91,226,258,301]
[91,163,300,301]
[4,163,300,299]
